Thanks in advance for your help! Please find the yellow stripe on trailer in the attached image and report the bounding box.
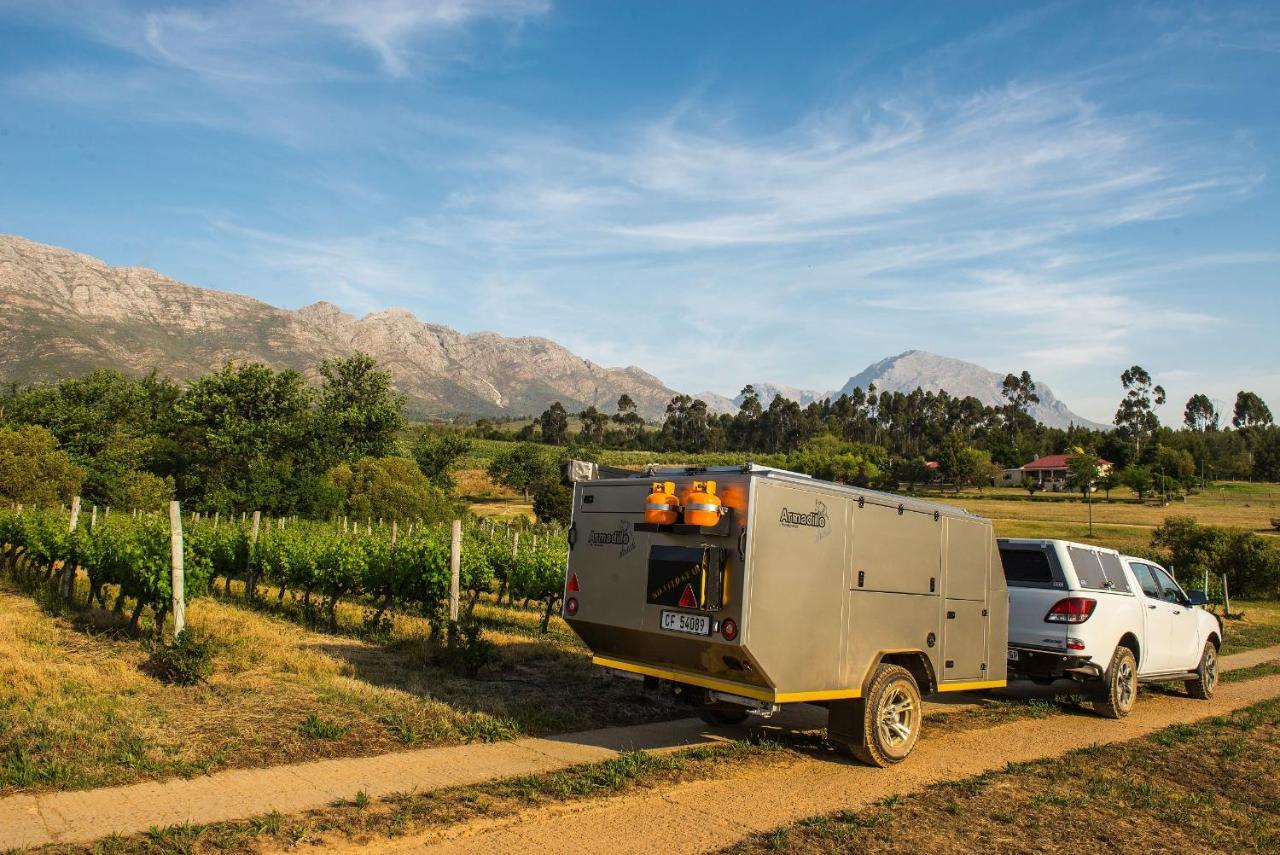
[936,679,1006,693]
[591,655,861,703]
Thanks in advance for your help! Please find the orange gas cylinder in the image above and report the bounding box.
[683,480,723,527]
[644,481,681,525]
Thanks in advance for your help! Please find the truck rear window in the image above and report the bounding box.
[998,548,1055,586]
[1068,546,1130,592]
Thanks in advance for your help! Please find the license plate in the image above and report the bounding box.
[661,610,711,636]
[1007,649,1020,661]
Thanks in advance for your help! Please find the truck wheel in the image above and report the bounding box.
[699,707,749,726]
[840,664,922,767]
[1091,646,1138,719]
[1185,642,1218,700]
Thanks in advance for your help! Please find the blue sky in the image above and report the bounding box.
[1,1,1277,423]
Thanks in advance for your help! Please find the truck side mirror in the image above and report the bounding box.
[1186,590,1209,607]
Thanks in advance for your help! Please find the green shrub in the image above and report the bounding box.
[148,629,214,685]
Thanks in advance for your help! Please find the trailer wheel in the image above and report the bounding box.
[1185,641,1218,700]
[833,664,921,767]
[1091,645,1138,719]
[699,707,750,726]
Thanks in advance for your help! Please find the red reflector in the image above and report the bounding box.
[567,573,580,592]
[678,584,698,609]
[1045,597,1097,624]
[1066,637,1085,650]
[721,618,738,641]
[565,597,578,616]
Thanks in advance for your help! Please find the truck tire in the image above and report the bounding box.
[838,664,922,767]
[1185,641,1218,700]
[1091,646,1138,719]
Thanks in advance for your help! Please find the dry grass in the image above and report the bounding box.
[935,481,1280,536]
[0,582,675,797]
[725,696,1280,854]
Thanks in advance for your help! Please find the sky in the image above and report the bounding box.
[1,0,1278,424]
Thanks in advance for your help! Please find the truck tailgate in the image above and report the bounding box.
[1008,586,1068,652]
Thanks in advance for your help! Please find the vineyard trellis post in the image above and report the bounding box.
[246,510,261,600]
[90,505,98,531]
[60,496,81,600]
[169,501,185,637]
[449,519,461,640]
[1222,574,1231,618]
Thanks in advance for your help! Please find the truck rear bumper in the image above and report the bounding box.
[1008,647,1103,681]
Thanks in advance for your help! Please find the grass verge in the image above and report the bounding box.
[0,580,675,797]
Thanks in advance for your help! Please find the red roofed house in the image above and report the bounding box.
[1020,453,1113,491]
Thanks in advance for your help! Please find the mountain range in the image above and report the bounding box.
[0,235,1105,428]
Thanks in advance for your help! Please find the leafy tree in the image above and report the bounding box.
[1001,370,1040,440]
[1021,475,1042,497]
[1114,366,1165,459]
[539,402,570,445]
[532,478,572,525]
[1119,465,1154,501]
[892,456,934,490]
[112,470,174,512]
[1065,452,1100,499]
[317,353,405,462]
[172,362,319,514]
[412,431,471,492]
[611,394,644,443]
[578,406,609,446]
[786,434,884,486]
[328,456,453,523]
[1097,469,1120,499]
[938,433,998,492]
[0,424,84,505]
[487,443,556,500]
[1183,394,1219,432]
[1153,445,1196,484]
[1232,391,1273,430]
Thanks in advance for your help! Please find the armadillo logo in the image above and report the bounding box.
[587,521,635,557]
[779,501,828,529]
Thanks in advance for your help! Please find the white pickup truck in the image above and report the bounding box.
[999,538,1222,718]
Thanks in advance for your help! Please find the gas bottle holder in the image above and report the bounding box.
[634,506,734,536]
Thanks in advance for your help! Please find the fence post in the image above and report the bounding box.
[1203,569,1209,599]
[391,520,398,547]
[61,496,82,599]
[169,501,185,638]
[1222,574,1231,618]
[246,511,261,600]
[90,505,98,531]
[449,519,462,631]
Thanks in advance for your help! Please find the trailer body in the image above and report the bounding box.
[563,466,1008,716]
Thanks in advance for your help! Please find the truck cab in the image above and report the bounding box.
[999,538,1222,717]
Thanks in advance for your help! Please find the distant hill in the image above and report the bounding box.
[699,351,1105,430]
[0,235,677,419]
[0,235,1106,429]
[836,350,1107,430]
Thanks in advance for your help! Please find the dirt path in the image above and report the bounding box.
[2,645,1276,850]
[330,673,1280,855]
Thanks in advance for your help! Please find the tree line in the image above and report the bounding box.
[502,366,1279,490]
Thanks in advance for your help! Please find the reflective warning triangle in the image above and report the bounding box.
[567,573,580,592]
[678,583,698,609]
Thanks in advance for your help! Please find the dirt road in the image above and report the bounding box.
[328,673,1280,855]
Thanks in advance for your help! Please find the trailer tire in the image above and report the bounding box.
[1185,641,1218,700]
[699,707,750,726]
[1091,645,1138,719]
[838,664,921,767]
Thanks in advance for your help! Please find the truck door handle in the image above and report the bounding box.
[1147,604,1156,610]
[1173,610,1181,615]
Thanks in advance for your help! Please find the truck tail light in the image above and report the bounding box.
[1045,597,1096,624]
[1066,637,1085,650]
[565,597,578,616]
[720,618,738,641]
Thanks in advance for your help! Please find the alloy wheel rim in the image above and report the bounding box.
[1118,660,1135,708]
[1205,650,1217,689]
[878,686,916,747]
